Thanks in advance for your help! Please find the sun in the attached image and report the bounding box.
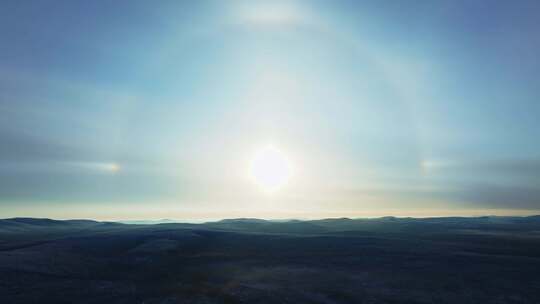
[250,145,293,193]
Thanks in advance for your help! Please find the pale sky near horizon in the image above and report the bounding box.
[1,0,540,220]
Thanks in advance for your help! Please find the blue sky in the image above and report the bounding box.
[1,0,539,220]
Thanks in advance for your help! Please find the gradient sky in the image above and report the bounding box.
[1,0,539,220]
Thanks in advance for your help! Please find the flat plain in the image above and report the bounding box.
[1,216,540,303]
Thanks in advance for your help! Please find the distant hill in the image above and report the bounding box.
[0,217,118,236]
[2,215,540,236]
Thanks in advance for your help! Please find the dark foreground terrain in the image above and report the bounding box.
[1,216,540,303]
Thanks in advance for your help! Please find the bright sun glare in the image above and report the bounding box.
[250,145,293,193]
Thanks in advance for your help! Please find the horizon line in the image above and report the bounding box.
[3,214,540,225]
